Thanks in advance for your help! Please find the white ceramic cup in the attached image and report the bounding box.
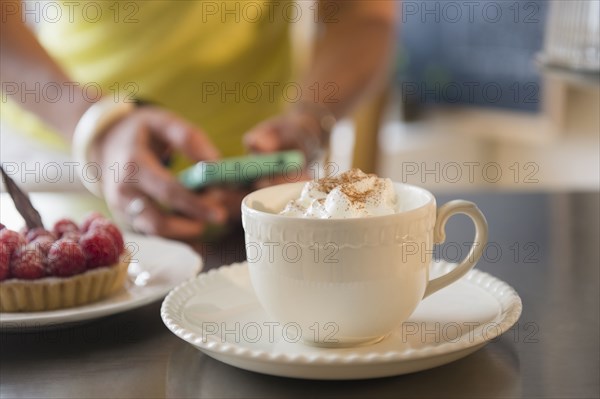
[241,182,488,347]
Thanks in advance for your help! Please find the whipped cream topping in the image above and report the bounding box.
[279,169,398,218]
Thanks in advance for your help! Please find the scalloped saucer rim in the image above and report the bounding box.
[161,261,522,380]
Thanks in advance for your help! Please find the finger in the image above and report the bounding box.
[129,196,207,240]
[214,186,250,221]
[105,187,206,240]
[135,149,228,224]
[137,107,220,161]
[203,187,226,202]
[243,124,282,153]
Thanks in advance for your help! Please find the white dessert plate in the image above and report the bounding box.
[161,261,522,380]
[1,233,202,330]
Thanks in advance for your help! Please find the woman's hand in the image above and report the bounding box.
[243,107,331,187]
[91,106,228,240]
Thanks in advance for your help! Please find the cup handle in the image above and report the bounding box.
[423,200,489,298]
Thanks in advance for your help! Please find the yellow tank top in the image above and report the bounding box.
[3,0,292,170]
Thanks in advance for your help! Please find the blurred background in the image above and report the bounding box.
[1,0,599,193]
[340,0,599,193]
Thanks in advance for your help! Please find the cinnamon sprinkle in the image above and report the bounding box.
[315,168,383,209]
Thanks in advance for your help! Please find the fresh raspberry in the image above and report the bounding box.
[10,244,45,280]
[0,229,26,255]
[80,212,105,233]
[47,239,86,277]
[25,228,55,243]
[62,231,81,242]
[0,249,10,280]
[52,219,79,239]
[31,235,54,256]
[80,230,119,268]
[1,230,26,280]
[89,219,124,254]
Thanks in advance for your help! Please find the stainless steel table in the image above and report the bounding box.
[1,191,598,398]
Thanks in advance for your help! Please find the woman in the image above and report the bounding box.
[1,0,396,239]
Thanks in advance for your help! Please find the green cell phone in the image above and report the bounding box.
[178,150,305,190]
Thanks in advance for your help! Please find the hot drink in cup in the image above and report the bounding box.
[241,169,488,347]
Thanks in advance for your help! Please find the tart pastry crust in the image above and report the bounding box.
[0,253,129,312]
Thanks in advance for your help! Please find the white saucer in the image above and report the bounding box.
[1,233,202,330]
[161,261,522,380]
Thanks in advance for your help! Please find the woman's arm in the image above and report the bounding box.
[0,1,90,138]
[302,0,397,117]
[1,3,227,239]
[244,0,397,159]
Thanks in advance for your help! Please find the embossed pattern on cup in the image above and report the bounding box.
[242,182,488,347]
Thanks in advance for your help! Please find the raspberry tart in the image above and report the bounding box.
[0,214,129,312]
